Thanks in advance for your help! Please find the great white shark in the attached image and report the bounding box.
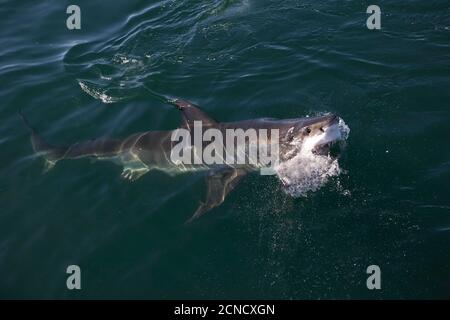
[21,99,344,222]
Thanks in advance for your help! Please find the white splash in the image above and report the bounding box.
[78,80,123,104]
[275,118,350,197]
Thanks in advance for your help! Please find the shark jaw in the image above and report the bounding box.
[303,116,348,157]
[275,116,350,196]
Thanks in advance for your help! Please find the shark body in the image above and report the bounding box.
[21,99,341,222]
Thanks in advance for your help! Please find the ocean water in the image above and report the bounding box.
[0,0,449,299]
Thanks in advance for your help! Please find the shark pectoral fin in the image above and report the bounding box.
[121,167,149,181]
[186,202,209,224]
[41,159,57,174]
[186,168,247,224]
[174,99,218,130]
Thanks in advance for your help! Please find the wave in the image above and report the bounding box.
[78,80,125,103]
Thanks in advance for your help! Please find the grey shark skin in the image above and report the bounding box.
[21,99,340,222]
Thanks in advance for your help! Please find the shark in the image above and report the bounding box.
[20,99,345,222]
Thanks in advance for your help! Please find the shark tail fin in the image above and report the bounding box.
[19,111,66,169]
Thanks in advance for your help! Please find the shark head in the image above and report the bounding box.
[278,114,347,161]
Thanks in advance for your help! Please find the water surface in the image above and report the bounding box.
[0,0,449,299]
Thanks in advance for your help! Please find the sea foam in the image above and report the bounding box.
[274,118,350,197]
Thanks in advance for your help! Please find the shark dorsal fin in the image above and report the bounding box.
[174,99,217,130]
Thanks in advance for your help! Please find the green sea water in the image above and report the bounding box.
[0,0,449,299]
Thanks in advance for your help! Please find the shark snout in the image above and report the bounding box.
[302,113,339,131]
[321,114,339,128]
[328,114,339,125]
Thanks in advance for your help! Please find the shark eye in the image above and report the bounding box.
[320,127,325,133]
[305,127,311,135]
